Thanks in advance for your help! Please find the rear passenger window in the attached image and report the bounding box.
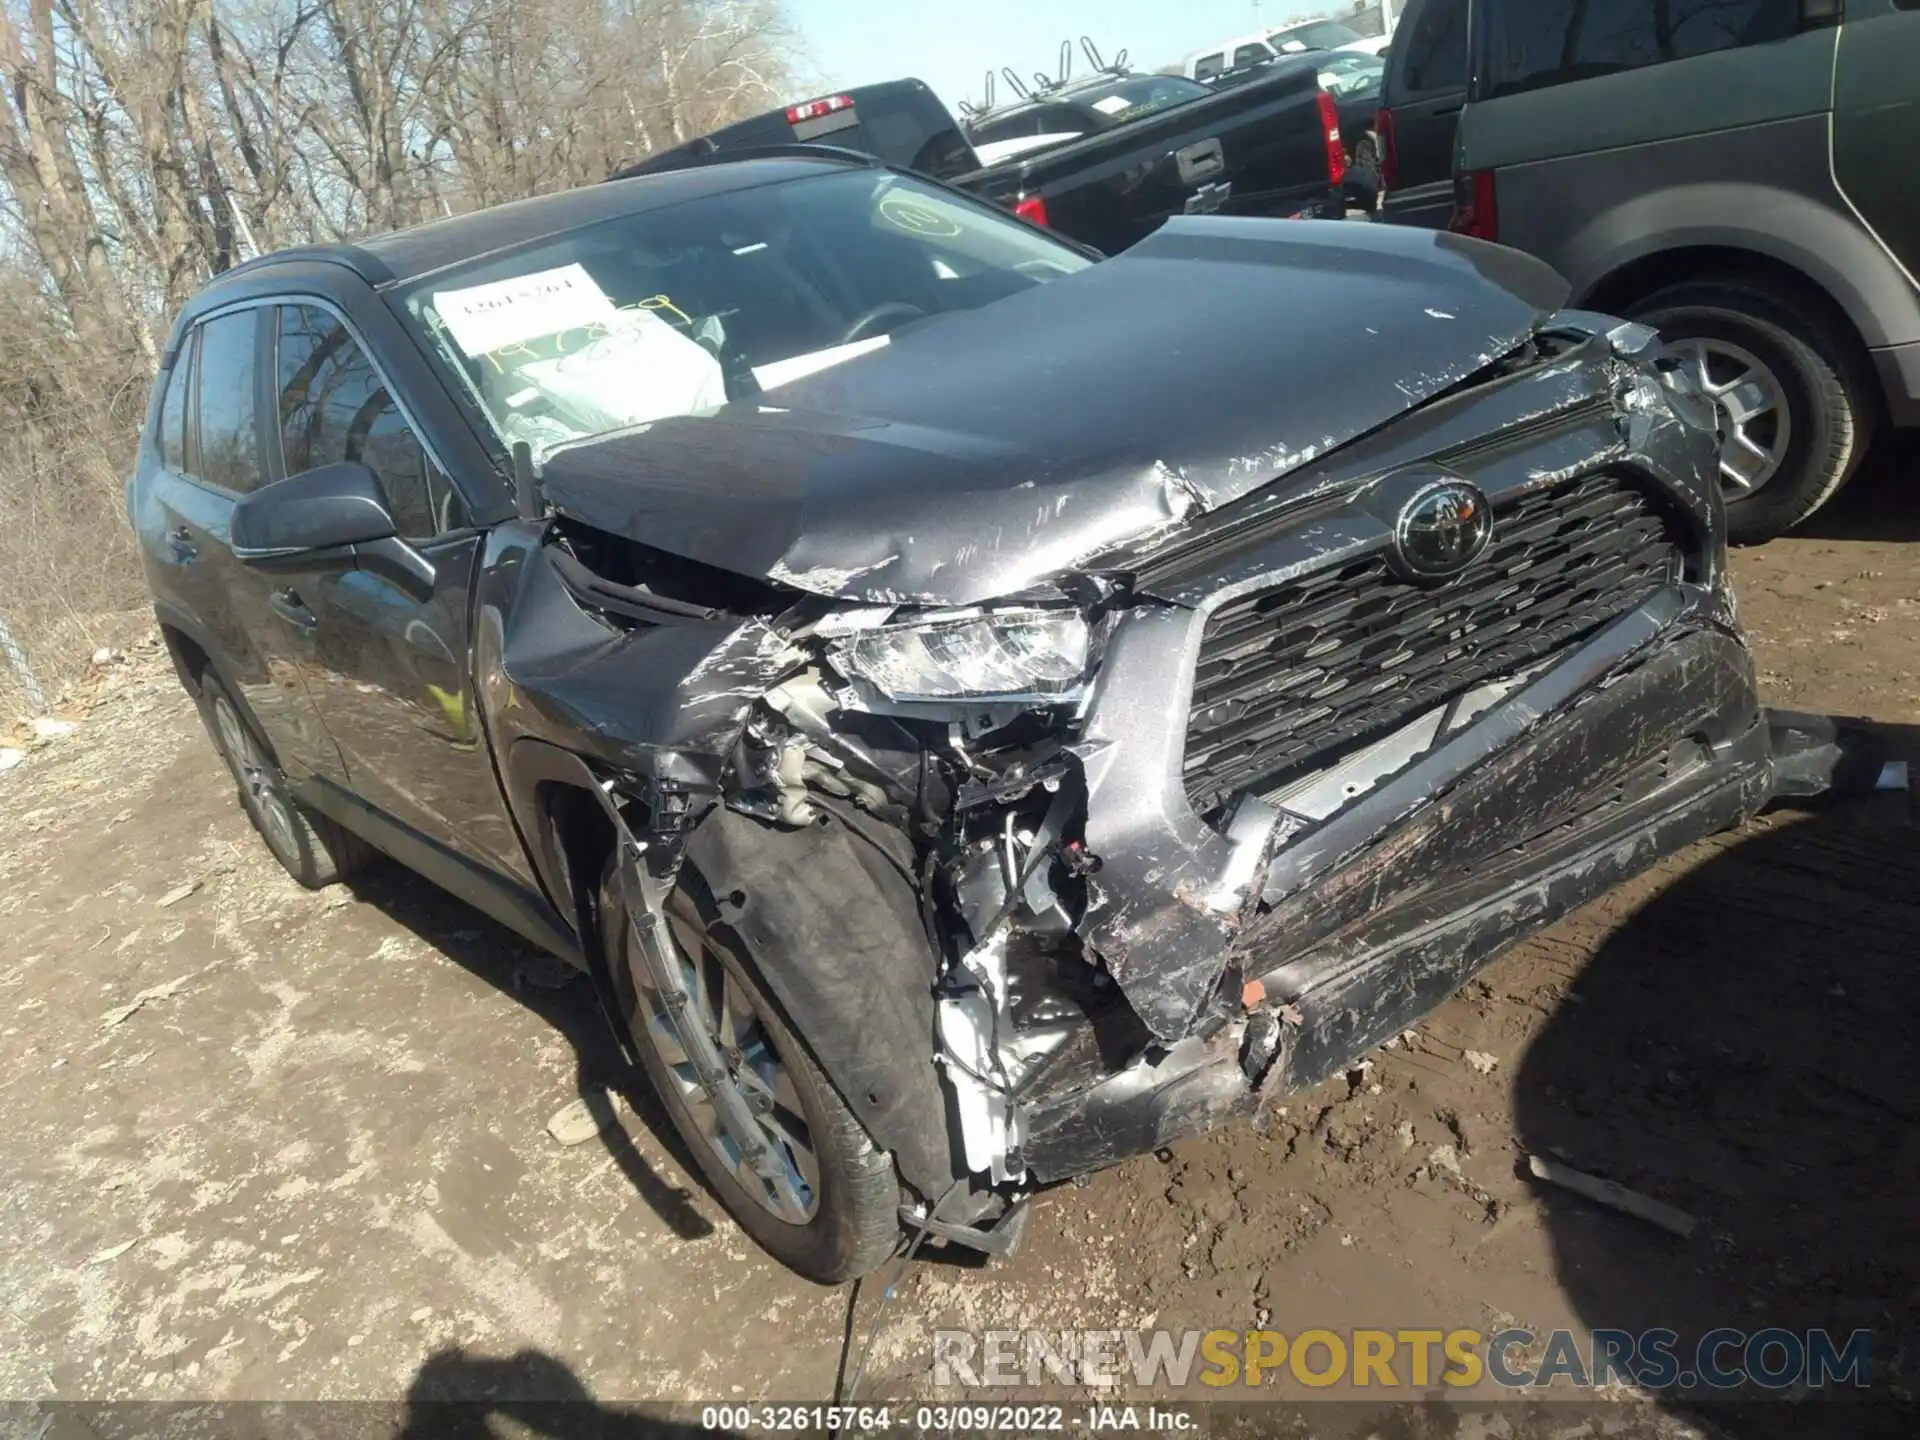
[1400,0,1470,92]
[156,347,191,471]
[1487,0,1801,96]
[1194,53,1225,79]
[1233,43,1270,69]
[192,311,264,494]
[275,304,443,538]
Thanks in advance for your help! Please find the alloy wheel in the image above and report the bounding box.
[1666,336,1792,499]
[638,906,821,1224]
[210,694,301,864]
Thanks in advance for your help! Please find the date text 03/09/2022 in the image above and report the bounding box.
[698,1403,1196,1432]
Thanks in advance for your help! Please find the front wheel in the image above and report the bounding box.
[1628,280,1876,543]
[601,861,901,1283]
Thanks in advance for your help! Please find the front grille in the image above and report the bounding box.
[1182,472,1688,817]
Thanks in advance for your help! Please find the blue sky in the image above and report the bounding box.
[787,0,1334,114]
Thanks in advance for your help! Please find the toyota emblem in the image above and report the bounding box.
[1390,480,1493,582]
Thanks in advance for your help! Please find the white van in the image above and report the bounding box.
[1185,18,1389,81]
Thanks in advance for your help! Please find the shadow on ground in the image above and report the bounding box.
[344,864,717,1244]
[396,1346,729,1438]
[1513,725,1920,1436]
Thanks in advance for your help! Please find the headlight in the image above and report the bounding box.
[831,607,1093,701]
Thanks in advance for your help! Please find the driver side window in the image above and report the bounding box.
[274,304,446,538]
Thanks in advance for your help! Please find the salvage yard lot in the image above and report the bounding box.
[2,450,1915,1429]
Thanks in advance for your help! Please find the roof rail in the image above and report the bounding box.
[607,142,881,184]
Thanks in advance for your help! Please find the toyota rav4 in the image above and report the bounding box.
[131,150,1773,1282]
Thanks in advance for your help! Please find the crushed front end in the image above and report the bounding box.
[515,311,1770,1239]
[774,313,1766,1197]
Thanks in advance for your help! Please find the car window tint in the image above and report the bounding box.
[275,304,440,538]
[1487,0,1801,96]
[1234,43,1271,68]
[191,311,264,494]
[1194,52,1225,79]
[156,347,191,471]
[1401,0,1470,91]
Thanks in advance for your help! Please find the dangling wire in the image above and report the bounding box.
[837,1175,970,1416]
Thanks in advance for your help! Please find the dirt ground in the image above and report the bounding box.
[2,445,1915,1437]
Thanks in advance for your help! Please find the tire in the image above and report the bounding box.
[1628,280,1877,544]
[600,859,901,1283]
[195,671,375,889]
[1346,131,1382,217]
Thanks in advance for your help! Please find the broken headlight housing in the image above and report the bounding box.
[831,607,1093,701]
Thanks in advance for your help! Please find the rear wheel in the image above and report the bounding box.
[196,671,374,889]
[600,861,901,1283]
[1628,279,1876,543]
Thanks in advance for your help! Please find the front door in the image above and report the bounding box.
[261,299,531,886]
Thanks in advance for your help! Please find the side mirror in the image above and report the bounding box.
[231,461,435,601]
[232,461,396,561]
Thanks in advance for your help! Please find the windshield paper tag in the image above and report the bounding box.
[1090,95,1133,115]
[435,264,619,357]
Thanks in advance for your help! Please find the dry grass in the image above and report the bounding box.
[0,302,152,718]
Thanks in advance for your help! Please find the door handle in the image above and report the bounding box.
[166,526,198,562]
[268,588,319,636]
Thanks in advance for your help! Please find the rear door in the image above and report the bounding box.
[1379,0,1470,227]
[160,306,342,782]
[1462,0,1839,277]
[1833,0,1920,284]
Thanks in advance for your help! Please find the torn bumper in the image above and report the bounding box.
[1023,590,1769,1181]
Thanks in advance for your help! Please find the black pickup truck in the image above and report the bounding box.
[614,70,1346,253]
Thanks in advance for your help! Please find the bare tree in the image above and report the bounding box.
[0,0,798,707]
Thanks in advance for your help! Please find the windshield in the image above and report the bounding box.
[1272,20,1366,49]
[1317,54,1385,97]
[1074,75,1210,121]
[399,169,1091,460]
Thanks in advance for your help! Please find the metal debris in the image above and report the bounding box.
[511,955,577,992]
[101,975,190,1028]
[546,1091,618,1148]
[155,882,200,909]
[1464,1049,1499,1075]
[89,1239,137,1265]
[1526,1154,1697,1238]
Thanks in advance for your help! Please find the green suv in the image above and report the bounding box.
[1377,0,1920,542]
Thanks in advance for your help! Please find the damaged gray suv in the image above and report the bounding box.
[131,150,1773,1282]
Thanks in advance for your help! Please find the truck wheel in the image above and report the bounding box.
[196,671,375,889]
[600,860,901,1284]
[1351,129,1381,173]
[1628,280,1876,543]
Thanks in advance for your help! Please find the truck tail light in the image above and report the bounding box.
[1376,106,1399,190]
[1014,193,1050,228]
[1449,169,1499,242]
[1317,90,1347,187]
[785,95,855,124]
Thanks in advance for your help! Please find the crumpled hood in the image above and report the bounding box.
[540,218,1568,606]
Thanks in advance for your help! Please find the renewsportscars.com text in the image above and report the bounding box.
[931,1326,1872,1391]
